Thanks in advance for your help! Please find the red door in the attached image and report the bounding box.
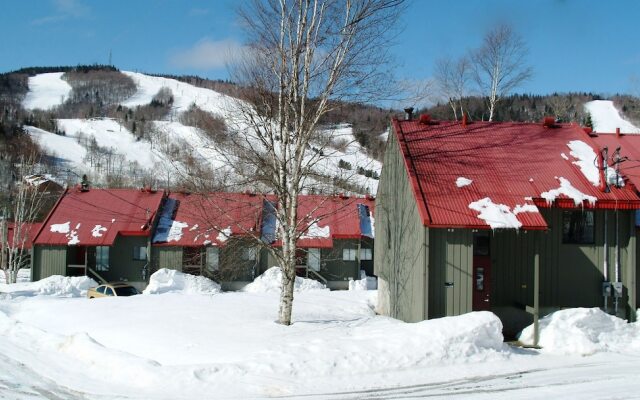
[473,255,491,311]
[473,232,491,311]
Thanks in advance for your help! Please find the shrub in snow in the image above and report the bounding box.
[348,270,377,291]
[0,275,97,297]
[242,267,327,293]
[143,268,221,295]
[518,307,640,355]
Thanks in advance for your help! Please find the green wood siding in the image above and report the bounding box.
[153,247,183,271]
[428,228,473,318]
[107,236,148,282]
[319,239,361,282]
[374,129,428,322]
[32,246,66,280]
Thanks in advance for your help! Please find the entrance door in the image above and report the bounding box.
[473,232,491,311]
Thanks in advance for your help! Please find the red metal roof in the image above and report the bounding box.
[3,222,41,250]
[393,119,640,230]
[152,192,264,247]
[34,188,165,246]
[294,195,375,248]
[591,133,640,193]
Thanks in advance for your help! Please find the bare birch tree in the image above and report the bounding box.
[472,24,532,121]
[1,155,49,284]
[433,56,471,121]
[215,0,404,325]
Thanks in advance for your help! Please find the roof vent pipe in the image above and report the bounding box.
[462,113,468,128]
[404,107,414,121]
[616,127,621,137]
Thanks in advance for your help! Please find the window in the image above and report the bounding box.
[308,248,321,271]
[359,248,372,261]
[105,287,114,296]
[183,247,203,266]
[96,246,109,271]
[206,247,219,272]
[343,248,357,261]
[562,211,595,244]
[96,286,106,294]
[242,247,257,261]
[133,246,147,261]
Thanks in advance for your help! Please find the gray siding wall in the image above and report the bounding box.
[153,247,183,271]
[374,129,428,322]
[428,228,473,318]
[32,246,67,280]
[492,209,635,318]
[320,239,361,282]
[107,236,148,282]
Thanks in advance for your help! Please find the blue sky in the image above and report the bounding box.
[2,0,639,96]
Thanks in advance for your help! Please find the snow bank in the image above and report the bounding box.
[143,268,221,295]
[519,308,640,355]
[0,268,31,283]
[349,270,377,290]
[242,267,327,293]
[0,275,96,298]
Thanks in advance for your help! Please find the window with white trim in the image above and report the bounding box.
[133,246,147,261]
[359,248,372,261]
[96,246,109,271]
[308,248,321,271]
[343,248,357,261]
[206,247,219,271]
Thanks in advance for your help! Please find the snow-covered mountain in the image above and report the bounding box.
[584,100,640,133]
[22,71,381,193]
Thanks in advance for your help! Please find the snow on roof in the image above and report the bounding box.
[35,188,164,246]
[567,140,600,186]
[393,119,640,230]
[468,198,523,229]
[541,177,597,206]
[152,193,263,247]
[456,177,473,188]
[295,195,375,248]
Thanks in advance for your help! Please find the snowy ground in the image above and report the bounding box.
[0,270,639,399]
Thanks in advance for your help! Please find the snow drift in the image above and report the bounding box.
[0,275,96,298]
[349,270,377,290]
[143,268,221,295]
[519,308,640,355]
[242,266,327,293]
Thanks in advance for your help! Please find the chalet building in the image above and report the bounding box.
[260,194,375,289]
[591,129,640,316]
[31,187,165,289]
[375,114,640,337]
[31,188,376,291]
[151,192,264,290]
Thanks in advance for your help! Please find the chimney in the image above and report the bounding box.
[542,116,556,128]
[462,113,468,128]
[419,114,432,125]
[616,127,621,137]
[404,107,414,120]
[80,174,90,192]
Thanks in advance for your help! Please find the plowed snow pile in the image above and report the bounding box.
[143,268,221,295]
[519,307,640,355]
[0,275,96,298]
[242,266,327,293]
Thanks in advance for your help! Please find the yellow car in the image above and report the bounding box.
[87,282,140,298]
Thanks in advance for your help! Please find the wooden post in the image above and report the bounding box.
[533,244,540,347]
